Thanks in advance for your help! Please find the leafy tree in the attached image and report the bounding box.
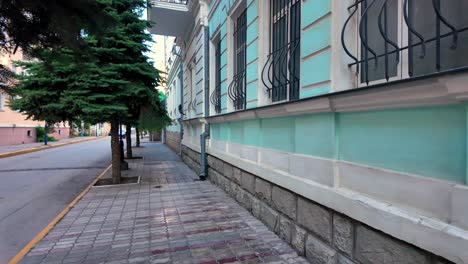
[0,0,114,91]
[11,0,170,183]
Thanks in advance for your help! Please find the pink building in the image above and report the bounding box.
[0,50,70,146]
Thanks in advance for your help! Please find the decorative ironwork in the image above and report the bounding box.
[228,10,247,110]
[342,0,468,85]
[210,40,222,114]
[228,71,246,110]
[155,0,189,5]
[261,0,301,102]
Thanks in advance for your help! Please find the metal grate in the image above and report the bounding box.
[155,0,189,5]
[342,0,468,85]
[261,0,301,102]
[210,40,222,114]
[228,10,247,110]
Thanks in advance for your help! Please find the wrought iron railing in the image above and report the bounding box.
[228,71,246,110]
[210,85,221,114]
[261,0,301,102]
[342,0,468,86]
[210,39,223,114]
[155,0,189,5]
[229,10,247,111]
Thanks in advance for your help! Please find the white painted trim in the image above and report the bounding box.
[205,71,468,123]
[201,141,468,263]
[330,0,356,92]
[256,0,272,108]
[0,124,38,128]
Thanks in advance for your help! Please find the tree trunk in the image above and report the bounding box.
[135,128,140,147]
[125,124,132,158]
[110,120,121,184]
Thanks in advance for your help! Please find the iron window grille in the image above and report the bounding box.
[342,0,468,86]
[261,0,301,102]
[155,0,189,5]
[210,40,222,114]
[188,60,197,114]
[228,10,247,110]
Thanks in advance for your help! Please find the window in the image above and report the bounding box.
[228,10,247,110]
[342,0,468,86]
[210,38,222,114]
[261,0,301,102]
[27,130,31,137]
[0,93,3,111]
[187,59,197,115]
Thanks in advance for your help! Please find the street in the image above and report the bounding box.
[0,138,111,263]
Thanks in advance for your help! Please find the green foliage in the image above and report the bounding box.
[0,0,115,88]
[35,126,45,142]
[10,0,170,131]
[37,136,58,143]
[0,0,113,53]
[35,126,59,142]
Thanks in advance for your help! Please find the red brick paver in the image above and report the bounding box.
[19,142,308,264]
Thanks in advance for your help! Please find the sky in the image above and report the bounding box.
[142,8,175,90]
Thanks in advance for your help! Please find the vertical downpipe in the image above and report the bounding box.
[179,63,184,157]
[200,25,210,180]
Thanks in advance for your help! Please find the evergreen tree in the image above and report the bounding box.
[0,0,114,90]
[11,0,170,183]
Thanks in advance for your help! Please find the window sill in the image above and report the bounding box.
[203,69,468,123]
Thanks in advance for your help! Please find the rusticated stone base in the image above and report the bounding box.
[165,131,181,153]
[181,145,201,175]
[181,145,451,264]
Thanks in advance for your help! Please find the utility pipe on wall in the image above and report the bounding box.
[199,25,210,180]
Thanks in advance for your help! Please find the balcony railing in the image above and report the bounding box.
[153,0,189,5]
[261,0,301,102]
[342,0,468,86]
[228,71,246,111]
[210,85,221,114]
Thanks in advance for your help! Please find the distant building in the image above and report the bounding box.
[0,49,70,145]
[150,0,468,263]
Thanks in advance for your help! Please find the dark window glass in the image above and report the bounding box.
[230,10,247,110]
[271,0,301,102]
[360,0,399,83]
[408,0,468,76]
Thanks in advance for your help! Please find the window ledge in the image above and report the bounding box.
[202,70,468,123]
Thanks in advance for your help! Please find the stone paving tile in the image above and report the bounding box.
[20,142,308,264]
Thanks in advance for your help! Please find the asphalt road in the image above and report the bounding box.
[0,137,111,263]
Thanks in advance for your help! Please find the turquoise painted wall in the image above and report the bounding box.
[300,0,332,99]
[208,0,259,111]
[206,0,334,110]
[246,0,259,107]
[338,106,466,183]
[210,104,467,184]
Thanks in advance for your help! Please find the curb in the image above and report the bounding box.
[0,136,107,159]
[8,164,112,264]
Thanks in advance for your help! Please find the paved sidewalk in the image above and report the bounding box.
[18,142,307,264]
[0,136,99,155]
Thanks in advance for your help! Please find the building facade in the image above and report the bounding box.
[0,50,70,146]
[149,0,468,263]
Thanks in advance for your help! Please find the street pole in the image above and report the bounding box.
[44,123,48,146]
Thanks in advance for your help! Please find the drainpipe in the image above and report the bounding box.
[199,25,210,181]
[178,62,185,157]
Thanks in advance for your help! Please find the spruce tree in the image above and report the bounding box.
[11,0,170,183]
